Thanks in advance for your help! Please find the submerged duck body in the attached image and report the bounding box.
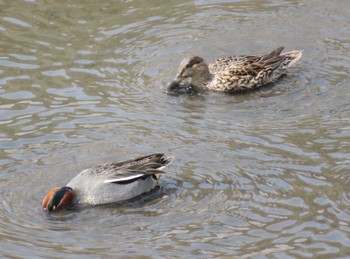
[169,47,303,93]
[42,153,173,212]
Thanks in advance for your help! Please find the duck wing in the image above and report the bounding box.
[83,153,173,183]
[210,47,286,76]
[209,55,260,73]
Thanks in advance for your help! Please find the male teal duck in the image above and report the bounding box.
[168,47,303,93]
[42,153,174,212]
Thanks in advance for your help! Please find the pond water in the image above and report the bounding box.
[1,0,350,258]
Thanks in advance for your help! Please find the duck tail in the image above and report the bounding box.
[263,46,285,60]
[159,154,174,170]
[281,49,303,67]
[260,47,286,69]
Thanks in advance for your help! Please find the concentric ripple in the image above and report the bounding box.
[1,0,350,258]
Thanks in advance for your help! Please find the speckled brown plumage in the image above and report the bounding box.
[169,47,303,93]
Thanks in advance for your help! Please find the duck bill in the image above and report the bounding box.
[168,76,192,90]
[168,80,181,91]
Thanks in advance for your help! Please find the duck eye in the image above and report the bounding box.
[48,202,56,212]
[187,57,203,68]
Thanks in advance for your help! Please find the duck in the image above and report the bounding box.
[42,153,174,212]
[168,46,303,93]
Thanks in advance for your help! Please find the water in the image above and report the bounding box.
[1,0,350,257]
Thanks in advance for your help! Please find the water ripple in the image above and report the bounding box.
[1,0,350,258]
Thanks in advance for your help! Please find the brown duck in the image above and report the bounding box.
[168,47,303,93]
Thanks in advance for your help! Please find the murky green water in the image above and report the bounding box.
[1,0,350,258]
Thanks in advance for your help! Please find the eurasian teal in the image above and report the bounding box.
[168,47,303,93]
[42,153,174,212]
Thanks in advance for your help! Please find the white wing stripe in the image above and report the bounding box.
[103,174,144,183]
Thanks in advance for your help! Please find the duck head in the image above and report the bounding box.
[42,186,75,212]
[168,56,210,94]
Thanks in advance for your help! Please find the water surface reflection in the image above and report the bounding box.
[1,0,350,258]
